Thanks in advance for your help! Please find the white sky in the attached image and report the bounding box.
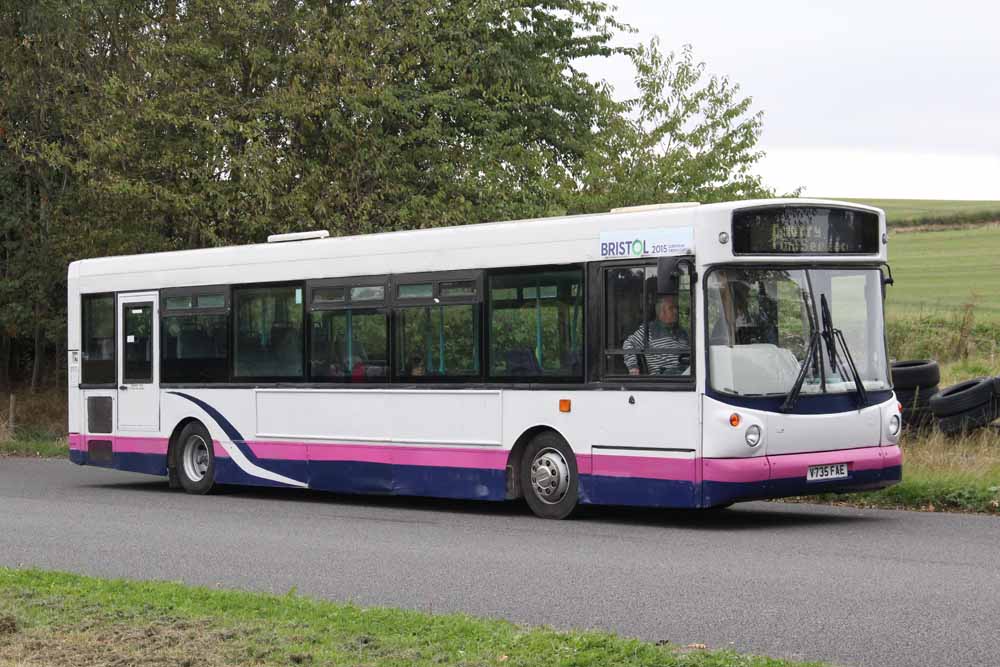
[577,0,1000,199]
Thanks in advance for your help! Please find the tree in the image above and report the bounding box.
[575,38,775,213]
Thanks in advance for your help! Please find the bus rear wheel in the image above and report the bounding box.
[177,421,215,495]
[520,432,578,519]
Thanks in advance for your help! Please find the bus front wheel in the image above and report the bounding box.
[177,421,216,495]
[521,432,578,520]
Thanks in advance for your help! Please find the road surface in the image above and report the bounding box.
[1,459,998,667]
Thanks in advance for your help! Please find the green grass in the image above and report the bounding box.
[885,226,1000,321]
[829,197,1000,225]
[0,436,68,458]
[0,568,821,667]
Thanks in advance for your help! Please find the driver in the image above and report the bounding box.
[623,292,689,375]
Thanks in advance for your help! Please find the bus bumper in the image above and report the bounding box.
[702,445,902,508]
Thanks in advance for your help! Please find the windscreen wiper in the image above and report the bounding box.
[820,294,838,373]
[835,329,869,408]
[781,330,821,412]
[819,294,869,408]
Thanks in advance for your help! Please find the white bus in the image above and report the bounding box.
[67,199,902,518]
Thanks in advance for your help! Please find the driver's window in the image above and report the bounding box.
[604,264,691,378]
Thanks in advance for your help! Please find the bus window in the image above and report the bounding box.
[122,303,153,383]
[161,288,229,383]
[311,310,388,380]
[605,266,691,378]
[234,285,304,379]
[396,304,479,378]
[488,269,583,379]
[81,294,116,385]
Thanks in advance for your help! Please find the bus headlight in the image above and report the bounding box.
[888,414,901,436]
[745,424,762,447]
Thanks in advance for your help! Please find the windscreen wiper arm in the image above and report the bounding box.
[819,295,869,409]
[834,329,869,408]
[781,330,821,412]
[820,295,838,373]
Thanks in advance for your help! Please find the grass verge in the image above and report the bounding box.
[0,568,821,667]
[798,427,1000,514]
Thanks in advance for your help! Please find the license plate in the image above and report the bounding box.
[807,463,848,481]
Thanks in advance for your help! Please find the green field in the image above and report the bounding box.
[828,197,1000,225]
[885,226,1000,320]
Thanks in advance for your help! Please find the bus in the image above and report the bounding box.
[67,199,902,519]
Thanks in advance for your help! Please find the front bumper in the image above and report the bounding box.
[702,445,902,507]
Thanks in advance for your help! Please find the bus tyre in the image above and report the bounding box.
[890,360,940,389]
[936,402,998,436]
[929,378,995,418]
[177,421,215,495]
[521,433,578,520]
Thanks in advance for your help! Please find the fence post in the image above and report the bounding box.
[8,394,13,436]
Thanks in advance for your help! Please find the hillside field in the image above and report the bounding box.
[886,225,1000,320]
[829,197,1000,225]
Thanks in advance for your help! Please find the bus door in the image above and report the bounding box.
[116,292,160,432]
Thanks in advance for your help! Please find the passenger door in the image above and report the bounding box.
[117,292,159,431]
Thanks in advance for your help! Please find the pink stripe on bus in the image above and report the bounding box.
[297,442,509,470]
[881,445,902,468]
[114,437,169,455]
[588,454,697,481]
[768,445,883,480]
[68,434,84,451]
[702,456,770,483]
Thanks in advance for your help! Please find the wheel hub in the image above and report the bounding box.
[530,448,570,504]
[182,435,210,482]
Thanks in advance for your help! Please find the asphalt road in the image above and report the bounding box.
[1,459,998,667]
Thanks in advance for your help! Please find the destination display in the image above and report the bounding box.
[731,207,880,255]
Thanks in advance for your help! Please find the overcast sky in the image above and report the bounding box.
[578,0,1000,199]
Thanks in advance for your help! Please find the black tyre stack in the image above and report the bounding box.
[929,377,1000,436]
[891,360,939,429]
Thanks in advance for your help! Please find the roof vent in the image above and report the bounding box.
[610,202,700,213]
[267,230,330,243]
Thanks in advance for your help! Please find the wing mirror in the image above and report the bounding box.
[657,256,696,294]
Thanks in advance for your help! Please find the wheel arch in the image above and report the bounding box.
[505,424,570,500]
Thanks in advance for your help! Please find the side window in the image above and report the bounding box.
[395,277,480,379]
[604,264,692,378]
[122,303,153,383]
[310,282,388,381]
[161,289,230,383]
[488,269,583,379]
[81,294,116,385]
[234,285,304,379]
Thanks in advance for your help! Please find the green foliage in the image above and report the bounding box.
[1,1,773,389]
[574,39,775,213]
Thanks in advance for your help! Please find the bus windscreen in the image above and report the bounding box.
[732,207,880,255]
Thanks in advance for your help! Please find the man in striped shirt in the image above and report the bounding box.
[624,294,690,376]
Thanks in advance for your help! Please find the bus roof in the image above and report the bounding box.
[68,198,884,293]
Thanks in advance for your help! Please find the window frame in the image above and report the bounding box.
[485,264,586,383]
[159,285,232,385]
[306,275,390,383]
[80,292,117,388]
[231,281,307,383]
[392,270,484,382]
[702,262,892,404]
[598,257,697,387]
[121,301,155,385]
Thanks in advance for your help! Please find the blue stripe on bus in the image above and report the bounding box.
[578,475,697,508]
[705,388,895,415]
